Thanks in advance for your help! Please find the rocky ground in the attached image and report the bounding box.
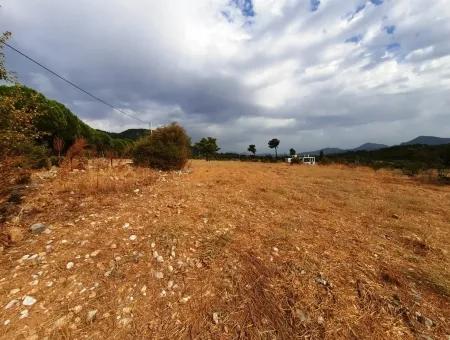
[0,160,449,339]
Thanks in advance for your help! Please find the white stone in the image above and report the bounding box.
[179,296,191,304]
[155,271,164,279]
[90,250,101,257]
[129,235,137,241]
[22,296,37,306]
[86,310,97,323]
[159,290,167,297]
[66,262,74,269]
[3,319,10,326]
[5,299,18,309]
[213,312,219,324]
[157,256,164,263]
[167,281,174,290]
[9,288,20,295]
[19,309,29,319]
[151,242,156,248]
[123,223,130,229]
[73,305,83,314]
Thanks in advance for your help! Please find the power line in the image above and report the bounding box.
[3,41,148,124]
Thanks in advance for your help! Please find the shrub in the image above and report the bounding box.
[132,123,190,170]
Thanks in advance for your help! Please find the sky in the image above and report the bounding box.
[1,0,450,153]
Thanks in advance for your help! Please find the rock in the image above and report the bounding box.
[212,312,219,324]
[157,256,164,263]
[123,223,130,229]
[5,299,18,309]
[129,235,137,241]
[160,290,167,297]
[9,288,20,295]
[392,214,400,219]
[119,317,132,328]
[22,296,37,306]
[66,262,74,270]
[73,305,83,314]
[3,319,10,326]
[122,307,132,314]
[167,281,174,290]
[86,310,98,323]
[30,223,47,234]
[90,250,101,257]
[54,315,69,329]
[317,316,324,324]
[155,271,164,279]
[19,309,29,319]
[7,227,24,243]
[179,296,191,304]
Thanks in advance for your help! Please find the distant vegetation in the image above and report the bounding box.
[0,85,133,165]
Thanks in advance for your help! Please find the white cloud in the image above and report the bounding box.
[1,0,450,152]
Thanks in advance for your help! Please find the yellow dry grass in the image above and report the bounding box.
[0,160,449,339]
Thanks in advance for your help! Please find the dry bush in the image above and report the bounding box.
[132,123,191,170]
[57,162,157,196]
[64,137,87,170]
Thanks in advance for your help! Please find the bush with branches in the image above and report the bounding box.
[132,123,191,170]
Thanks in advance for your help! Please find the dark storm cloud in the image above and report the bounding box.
[1,0,450,153]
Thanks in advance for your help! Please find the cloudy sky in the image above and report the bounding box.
[1,0,450,153]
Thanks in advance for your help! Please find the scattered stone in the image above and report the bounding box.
[66,262,74,270]
[317,316,324,324]
[179,296,191,304]
[119,317,132,328]
[19,309,29,319]
[212,312,219,324]
[8,288,20,295]
[73,305,83,314]
[129,235,137,241]
[160,290,167,297]
[141,285,147,295]
[123,223,130,229]
[151,242,156,248]
[155,271,164,279]
[157,256,164,263]
[7,227,24,243]
[5,299,18,309]
[22,296,37,306]
[3,319,10,326]
[122,307,132,314]
[90,250,101,257]
[54,315,69,329]
[167,281,174,290]
[30,223,47,234]
[86,310,98,323]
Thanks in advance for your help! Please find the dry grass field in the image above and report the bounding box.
[0,160,449,339]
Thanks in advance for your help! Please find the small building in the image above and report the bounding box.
[302,155,316,165]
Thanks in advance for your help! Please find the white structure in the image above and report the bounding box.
[286,154,316,165]
[302,155,316,165]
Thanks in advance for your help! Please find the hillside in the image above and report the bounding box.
[401,136,450,146]
[0,85,132,153]
[100,129,149,141]
[0,161,448,339]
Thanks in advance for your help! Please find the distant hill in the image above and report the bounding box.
[100,129,149,141]
[401,136,450,146]
[352,143,388,151]
[303,143,387,156]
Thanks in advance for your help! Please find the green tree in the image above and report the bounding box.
[194,137,220,161]
[268,138,280,159]
[289,148,296,156]
[248,144,256,156]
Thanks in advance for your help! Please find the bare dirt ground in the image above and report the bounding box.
[0,160,449,339]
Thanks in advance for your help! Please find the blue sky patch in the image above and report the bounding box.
[345,34,363,44]
[230,0,255,17]
[387,42,401,51]
[310,0,320,12]
[384,25,396,34]
[370,0,384,5]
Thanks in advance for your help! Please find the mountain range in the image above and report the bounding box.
[303,136,450,155]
